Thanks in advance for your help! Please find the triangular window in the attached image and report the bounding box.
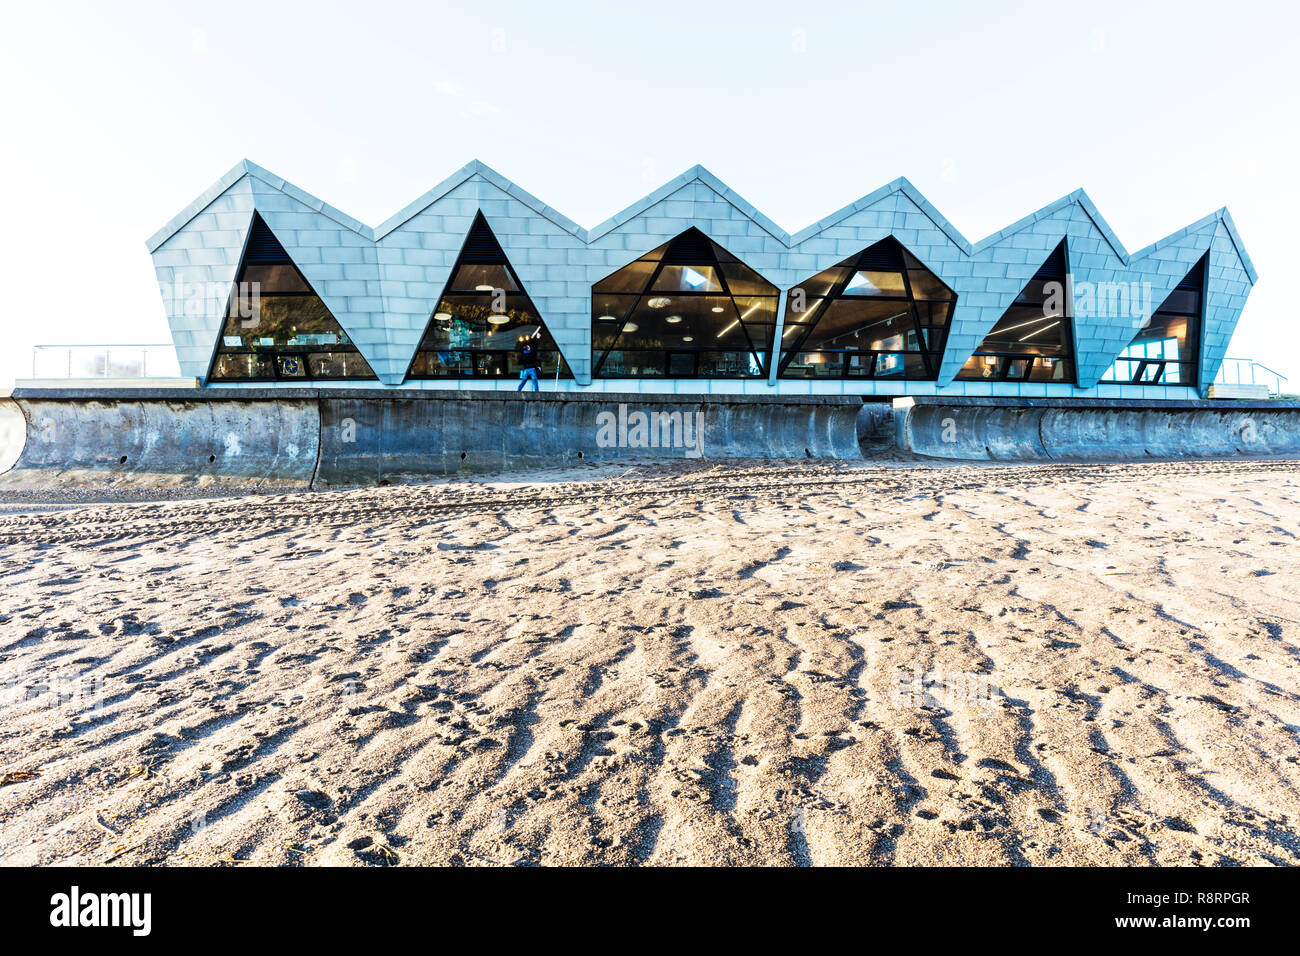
[591,228,779,378]
[407,213,567,379]
[1101,256,1205,386]
[957,242,1074,382]
[779,238,954,380]
[208,213,376,381]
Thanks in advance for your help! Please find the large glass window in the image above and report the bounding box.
[208,213,376,382]
[1101,256,1204,386]
[778,238,954,380]
[407,214,567,380]
[592,229,778,378]
[957,242,1074,383]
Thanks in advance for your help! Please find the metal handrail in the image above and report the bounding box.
[1219,357,1288,382]
[1214,357,1289,395]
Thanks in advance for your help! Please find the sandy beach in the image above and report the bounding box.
[1,457,1298,866]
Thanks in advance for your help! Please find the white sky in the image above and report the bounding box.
[1,0,1296,387]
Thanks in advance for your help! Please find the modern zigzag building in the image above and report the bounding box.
[147,160,1257,400]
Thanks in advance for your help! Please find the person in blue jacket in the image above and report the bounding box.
[516,336,541,392]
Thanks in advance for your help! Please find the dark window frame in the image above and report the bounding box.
[1103,254,1206,387]
[777,237,954,380]
[956,240,1078,386]
[405,212,570,381]
[592,229,779,380]
[206,213,376,384]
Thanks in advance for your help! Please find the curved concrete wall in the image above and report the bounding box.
[0,400,26,476]
[7,391,1297,491]
[313,396,864,485]
[0,398,319,490]
[0,391,866,490]
[902,404,1300,461]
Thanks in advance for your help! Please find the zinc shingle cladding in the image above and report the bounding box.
[147,160,1257,396]
[150,175,255,382]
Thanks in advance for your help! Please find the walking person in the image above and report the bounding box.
[516,335,541,392]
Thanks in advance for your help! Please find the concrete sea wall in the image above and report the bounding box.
[0,389,866,490]
[3,390,1299,491]
[898,399,1300,461]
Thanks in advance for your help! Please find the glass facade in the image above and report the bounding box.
[592,229,778,378]
[1101,256,1205,386]
[779,238,954,379]
[208,214,376,382]
[957,242,1074,383]
[199,211,1221,392]
[408,214,567,380]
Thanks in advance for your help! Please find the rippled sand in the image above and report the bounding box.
[1,458,1298,866]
